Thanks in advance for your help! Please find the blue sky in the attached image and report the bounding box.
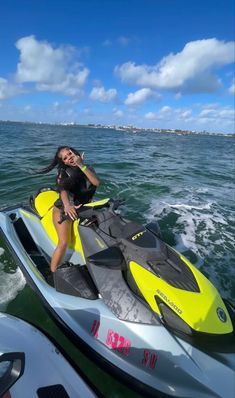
[0,0,234,133]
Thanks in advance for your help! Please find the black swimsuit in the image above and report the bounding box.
[54,165,96,209]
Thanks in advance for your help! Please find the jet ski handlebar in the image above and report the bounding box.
[78,198,125,220]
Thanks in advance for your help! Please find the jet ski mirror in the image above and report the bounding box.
[109,198,125,212]
[0,352,25,397]
[58,198,125,224]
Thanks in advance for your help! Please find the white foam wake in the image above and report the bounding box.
[168,202,212,211]
[0,247,26,310]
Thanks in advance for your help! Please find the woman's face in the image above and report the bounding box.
[59,148,76,166]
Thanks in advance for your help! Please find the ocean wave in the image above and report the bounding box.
[167,202,212,211]
[146,197,235,301]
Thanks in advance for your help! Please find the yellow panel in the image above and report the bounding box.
[34,191,107,261]
[40,207,85,261]
[84,198,110,207]
[41,208,59,245]
[34,190,59,218]
[130,261,233,334]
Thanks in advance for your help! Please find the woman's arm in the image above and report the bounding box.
[70,151,100,187]
[77,164,100,187]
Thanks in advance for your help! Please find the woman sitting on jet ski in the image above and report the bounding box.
[37,146,100,273]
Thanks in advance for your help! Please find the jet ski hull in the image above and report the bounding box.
[0,312,96,398]
[0,203,234,398]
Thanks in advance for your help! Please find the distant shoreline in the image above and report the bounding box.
[0,119,234,137]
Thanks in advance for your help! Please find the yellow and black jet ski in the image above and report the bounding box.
[0,187,234,398]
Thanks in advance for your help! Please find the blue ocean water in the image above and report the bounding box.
[0,121,234,396]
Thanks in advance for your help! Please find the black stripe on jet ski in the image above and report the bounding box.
[147,245,200,292]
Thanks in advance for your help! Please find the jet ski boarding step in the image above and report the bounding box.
[12,216,51,278]
[54,263,98,299]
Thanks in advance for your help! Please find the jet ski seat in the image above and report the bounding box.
[109,219,145,239]
[94,209,144,240]
[30,188,59,218]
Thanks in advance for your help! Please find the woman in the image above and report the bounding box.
[37,146,100,273]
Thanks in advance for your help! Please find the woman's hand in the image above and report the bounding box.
[64,204,82,220]
[70,150,85,167]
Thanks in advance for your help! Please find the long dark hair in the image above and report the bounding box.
[35,146,80,174]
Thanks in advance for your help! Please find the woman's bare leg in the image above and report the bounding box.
[50,207,72,273]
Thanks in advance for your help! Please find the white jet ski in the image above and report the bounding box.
[0,312,97,398]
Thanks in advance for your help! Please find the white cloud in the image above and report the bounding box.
[117,36,131,46]
[219,108,234,119]
[102,36,132,47]
[144,106,172,120]
[113,108,123,117]
[229,78,235,94]
[144,104,235,133]
[0,77,24,100]
[200,109,217,117]
[115,38,235,93]
[37,70,89,96]
[201,103,220,110]
[199,106,235,121]
[89,86,117,102]
[180,110,192,119]
[124,88,155,106]
[160,106,172,113]
[145,111,158,120]
[15,35,89,95]
[143,103,234,132]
